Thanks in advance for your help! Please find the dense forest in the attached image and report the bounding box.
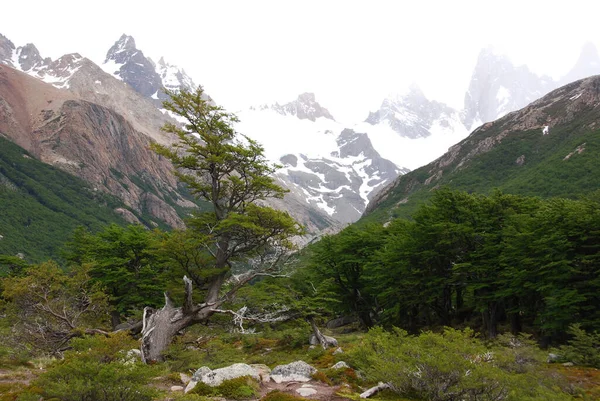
[1,88,599,401]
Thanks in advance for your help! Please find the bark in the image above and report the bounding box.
[140,277,218,363]
[360,382,391,398]
[308,317,337,349]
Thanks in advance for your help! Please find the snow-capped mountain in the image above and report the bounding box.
[238,93,405,223]
[462,46,555,132]
[102,34,196,104]
[253,92,335,121]
[354,85,468,170]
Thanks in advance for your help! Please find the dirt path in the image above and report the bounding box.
[259,380,352,401]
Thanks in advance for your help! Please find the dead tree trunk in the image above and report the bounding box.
[308,317,338,349]
[141,276,220,363]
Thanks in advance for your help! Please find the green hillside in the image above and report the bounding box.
[0,136,132,262]
[363,78,600,223]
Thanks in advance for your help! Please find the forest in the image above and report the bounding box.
[1,87,599,400]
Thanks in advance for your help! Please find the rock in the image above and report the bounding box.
[333,347,343,355]
[122,348,141,365]
[326,315,357,329]
[296,384,318,397]
[250,364,271,383]
[271,361,317,383]
[562,362,574,367]
[180,373,191,385]
[170,385,184,392]
[332,361,350,369]
[185,363,260,393]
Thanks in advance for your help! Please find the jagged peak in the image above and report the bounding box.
[105,34,137,62]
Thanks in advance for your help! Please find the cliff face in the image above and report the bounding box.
[0,65,188,227]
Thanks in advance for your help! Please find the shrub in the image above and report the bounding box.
[349,327,574,401]
[558,324,600,368]
[27,332,160,401]
[190,376,259,400]
[261,390,308,401]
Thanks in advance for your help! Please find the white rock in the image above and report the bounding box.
[331,361,349,369]
[271,361,317,383]
[170,385,184,392]
[185,363,260,393]
[296,384,318,397]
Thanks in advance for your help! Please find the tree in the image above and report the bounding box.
[62,224,168,327]
[142,87,303,362]
[1,261,109,355]
[306,224,387,328]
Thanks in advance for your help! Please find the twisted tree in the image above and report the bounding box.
[143,87,303,362]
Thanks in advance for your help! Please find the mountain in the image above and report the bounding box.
[561,42,600,86]
[102,34,196,104]
[355,85,469,170]
[0,135,132,262]
[462,47,555,132]
[238,93,405,224]
[363,75,600,223]
[0,63,198,229]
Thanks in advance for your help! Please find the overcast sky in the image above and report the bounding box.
[2,0,599,123]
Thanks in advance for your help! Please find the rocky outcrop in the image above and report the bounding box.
[185,363,261,392]
[270,361,317,383]
[103,34,196,105]
[0,65,186,227]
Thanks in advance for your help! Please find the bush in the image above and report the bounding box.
[190,376,259,400]
[558,324,600,368]
[27,332,160,401]
[349,327,573,401]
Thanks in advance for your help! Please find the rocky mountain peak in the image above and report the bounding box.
[17,43,47,71]
[105,34,137,63]
[365,84,462,140]
[271,92,335,121]
[462,47,554,131]
[0,34,15,65]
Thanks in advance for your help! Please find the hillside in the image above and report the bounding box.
[0,136,135,262]
[363,75,600,223]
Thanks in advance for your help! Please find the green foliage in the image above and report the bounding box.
[150,86,303,300]
[309,188,600,341]
[304,224,387,328]
[349,327,574,401]
[0,136,130,262]
[62,224,169,317]
[1,261,109,355]
[189,376,259,400]
[558,324,600,368]
[23,332,160,401]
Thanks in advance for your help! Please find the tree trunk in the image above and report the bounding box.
[308,317,337,349]
[141,277,218,363]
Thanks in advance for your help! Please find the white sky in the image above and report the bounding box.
[2,0,599,124]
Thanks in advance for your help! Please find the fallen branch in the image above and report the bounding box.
[360,382,391,398]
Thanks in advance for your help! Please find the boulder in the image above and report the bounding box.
[326,316,357,329]
[271,361,317,383]
[331,361,350,369]
[296,384,318,397]
[185,363,260,393]
[250,363,271,383]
